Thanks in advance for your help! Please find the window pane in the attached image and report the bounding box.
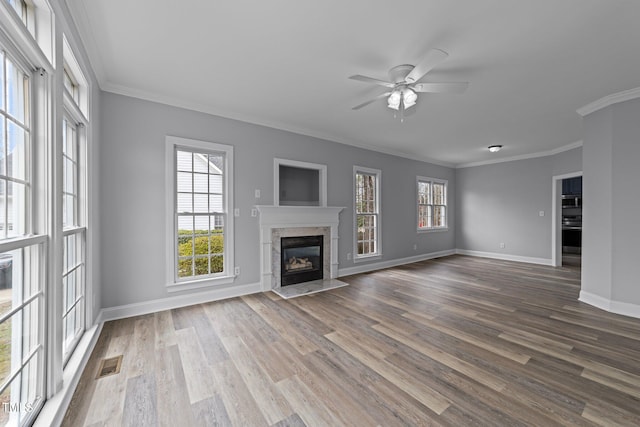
[434,206,446,227]
[194,216,208,232]
[178,215,193,234]
[209,195,223,213]
[177,193,193,212]
[433,183,445,205]
[193,173,208,193]
[177,172,192,193]
[210,255,223,273]
[176,150,192,172]
[0,51,4,110]
[7,120,27,180]
[209,174,222,194]
[208,154,223,174]
[6,58,28,124]
[193,194,208,213]
[0,118,5,176]
[64,157,75,194]
[7,181,26,237]
[0,181,5,239]
[193,153,208,173]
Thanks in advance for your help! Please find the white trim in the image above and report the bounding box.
[456,141,583,169]
[100,282,261,322]
[551,171,582,267]
[274,158,327,207]
[454,249,553,266]
[164,135,235,291]
[577,86,640,117]
[579,291,640,319]
[339,249,455,276]
[34,322,103,427]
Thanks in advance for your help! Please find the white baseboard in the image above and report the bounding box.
[580,290,640,319]
[34,322,104,427]
[455,249,553,266]
[338,249,456,277]
[100,281,262,322]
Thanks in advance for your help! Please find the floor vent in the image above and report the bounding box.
[96,355,123,379]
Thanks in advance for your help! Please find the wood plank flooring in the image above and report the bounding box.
[62,255,640,426]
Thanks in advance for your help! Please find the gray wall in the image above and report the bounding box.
[99,92,455,308]
[583,97,640,305]
[455,147,582,260]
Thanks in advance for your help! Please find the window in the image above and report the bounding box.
[166,136,234,291]
[61,116,85,361]
[61,40,88,363]
[354,166,381,259]
[0,46,45,427]
[417,176,448,231]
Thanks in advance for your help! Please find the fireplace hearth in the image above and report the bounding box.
[281,235,323,286]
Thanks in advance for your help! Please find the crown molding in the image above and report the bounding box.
[65,0,107,85]
[456,140,583,169]
[577,86,640,117]
[101,81,455,168]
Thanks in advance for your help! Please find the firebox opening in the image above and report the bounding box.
[281,235,323,286]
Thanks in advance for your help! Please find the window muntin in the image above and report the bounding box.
[175,149,227,279]
[417,177,448,230]
[355,167,381,258]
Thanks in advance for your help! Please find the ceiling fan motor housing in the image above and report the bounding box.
[389,64,415,84]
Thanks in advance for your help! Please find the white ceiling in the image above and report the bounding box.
[66,0,640,166]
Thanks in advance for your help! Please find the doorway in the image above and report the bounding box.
[552,172,582,266]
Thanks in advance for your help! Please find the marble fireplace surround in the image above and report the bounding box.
[256,206,344,291]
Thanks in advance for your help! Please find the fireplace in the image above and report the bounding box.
[281,235,323,286]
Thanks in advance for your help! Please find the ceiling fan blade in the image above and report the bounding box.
[352,92,392,110]
[349,75,395,88]
[412,82,469,94]
[405,48,449,83]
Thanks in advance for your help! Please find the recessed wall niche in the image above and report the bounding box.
[274,158,327,207]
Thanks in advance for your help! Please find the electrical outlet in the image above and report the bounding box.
[500,242,505,249]
[413,244,417,250]
[347,253,352,260]
[255,189,261,198]
[234,208,240,217]
[234,266,240,276]
[251,208,257,217]
[539,210,545,217]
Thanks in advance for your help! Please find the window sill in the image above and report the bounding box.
[167,274,236,293]
[353,253,383,263]
[417,227,449,234]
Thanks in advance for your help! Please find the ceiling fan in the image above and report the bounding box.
[349,48,468,113]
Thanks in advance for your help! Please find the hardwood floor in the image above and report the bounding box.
[62,255,640,426]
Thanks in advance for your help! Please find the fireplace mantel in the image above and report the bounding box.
[256,205,344,291]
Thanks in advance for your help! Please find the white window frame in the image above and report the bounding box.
[416,176,448,232]
[0,40,46,427]
[165,136,235,292]
[353,166,382,262]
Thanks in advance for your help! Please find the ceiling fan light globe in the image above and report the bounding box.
[403,88,417,104]
[488,145,502,153]
[387,90,402,110]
